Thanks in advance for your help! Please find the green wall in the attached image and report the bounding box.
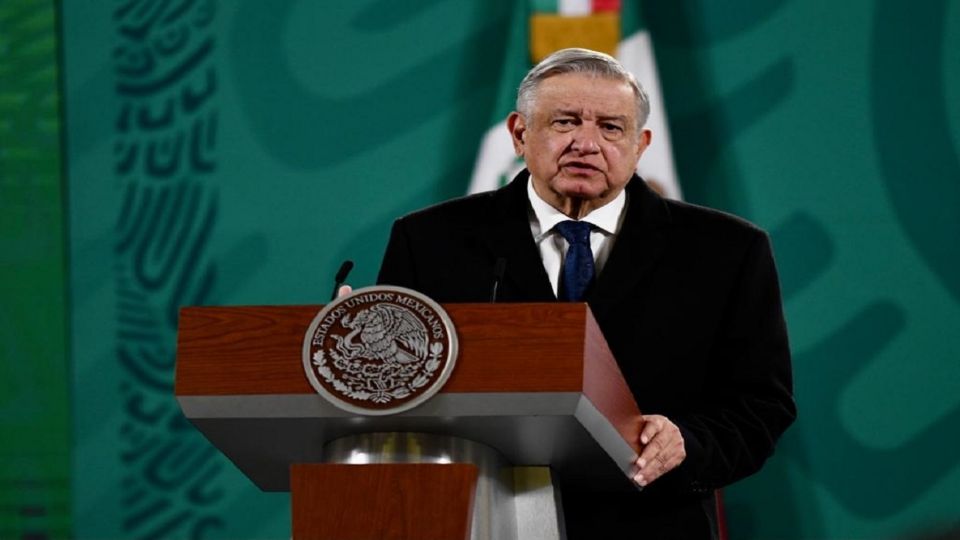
[0,0,70,538]
[643,1,960,537]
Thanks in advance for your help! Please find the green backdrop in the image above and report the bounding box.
[3,0,957,538]
[0,0,69,538]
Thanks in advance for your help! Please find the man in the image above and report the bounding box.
[378,48,795,538]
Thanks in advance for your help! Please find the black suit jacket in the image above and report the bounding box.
[378,170,796,538]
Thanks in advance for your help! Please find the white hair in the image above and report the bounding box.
[516,48,651,128]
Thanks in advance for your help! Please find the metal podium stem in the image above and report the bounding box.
[323,432,562,540]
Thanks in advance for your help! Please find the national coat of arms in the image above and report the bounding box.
[302,286,458,415]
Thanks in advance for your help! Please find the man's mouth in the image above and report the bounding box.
[561,161,600,174]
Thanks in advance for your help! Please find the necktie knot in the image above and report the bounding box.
[555,220,592,246]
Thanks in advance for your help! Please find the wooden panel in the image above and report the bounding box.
[176,305,316,395]
[442,303,587,391]
[290,463,477,540]
[176,303,591,396]
[581,309,643,454]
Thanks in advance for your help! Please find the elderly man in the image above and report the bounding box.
[378,48,795,538]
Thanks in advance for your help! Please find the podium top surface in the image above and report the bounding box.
[178,303,618,396]
[175,302,642,492]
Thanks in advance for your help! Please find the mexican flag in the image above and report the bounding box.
[468,0,681,201]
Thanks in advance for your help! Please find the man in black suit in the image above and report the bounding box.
[378,48,795,538]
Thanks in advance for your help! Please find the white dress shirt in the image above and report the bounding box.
[526,179,628,297]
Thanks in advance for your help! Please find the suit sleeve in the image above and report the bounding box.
[670,231,796,494]
[377,218,418,289]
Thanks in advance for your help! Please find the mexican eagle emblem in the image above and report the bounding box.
[302,286,458,415]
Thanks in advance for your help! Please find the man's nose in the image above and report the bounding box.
[569,125,601,154]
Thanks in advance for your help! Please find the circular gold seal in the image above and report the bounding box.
[302,286,458,415]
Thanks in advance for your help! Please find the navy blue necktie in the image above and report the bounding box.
[555,220,595,301]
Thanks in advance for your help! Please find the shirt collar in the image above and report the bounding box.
[527,177,627,238]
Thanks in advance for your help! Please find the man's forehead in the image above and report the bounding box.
[533,74,635,111]
[537,72,633,92]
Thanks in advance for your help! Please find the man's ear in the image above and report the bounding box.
[506,112,526,156]
[636,128,653,157]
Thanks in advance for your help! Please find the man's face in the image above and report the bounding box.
[508,73,651,216]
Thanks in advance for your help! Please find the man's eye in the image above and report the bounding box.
[601,123,623,132]
[553,119,575,128]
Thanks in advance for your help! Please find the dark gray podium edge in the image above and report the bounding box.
[178,391,637,491]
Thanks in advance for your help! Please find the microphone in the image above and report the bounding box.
[490,257,507,303]
[330,260,354,301]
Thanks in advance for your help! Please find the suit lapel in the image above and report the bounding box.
[475,171,556,301]
[588,177,671,310]
[469,172,670,304]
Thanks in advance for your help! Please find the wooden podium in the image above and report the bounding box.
[176,303,643,539]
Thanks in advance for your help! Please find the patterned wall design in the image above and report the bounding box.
[111,1,225,538]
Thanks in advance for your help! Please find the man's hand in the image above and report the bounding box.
[336,285,352,298]
[633,414,686,488]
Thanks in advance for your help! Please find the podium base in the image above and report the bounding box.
[291,462,478,540]
[315,432,565,540]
